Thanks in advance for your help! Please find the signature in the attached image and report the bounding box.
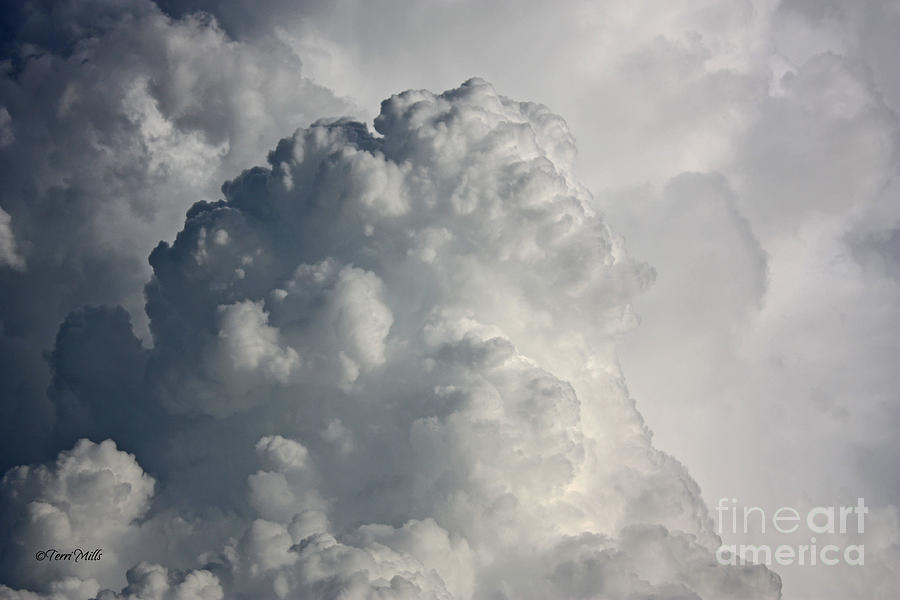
[34,548,102,562]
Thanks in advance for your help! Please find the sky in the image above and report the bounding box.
[0,0,898,598]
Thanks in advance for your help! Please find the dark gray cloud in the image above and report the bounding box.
[0,0,350,471]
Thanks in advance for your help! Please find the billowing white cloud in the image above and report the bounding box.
[1,80,781,599]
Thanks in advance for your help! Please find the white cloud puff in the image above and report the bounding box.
[94,563,223,600]
[199,300,301,415]
[0,577,100,600]
[0,440,154,593]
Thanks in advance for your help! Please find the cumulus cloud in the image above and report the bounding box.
[0,0,350,471]
[94,563,224,600]
[0,440,154,592]
[0,79,781,599]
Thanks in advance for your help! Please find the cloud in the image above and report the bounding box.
[244,0,777,192]
[0,207,25,271]
[94,563,224,600]
[0,440,154,592]
[0,578,100,600]
[0,79,781,598]
[593,2,900,597]
[0,107,13,148]
[0,0,350,471]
